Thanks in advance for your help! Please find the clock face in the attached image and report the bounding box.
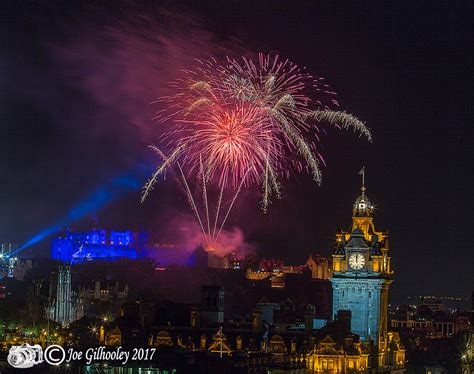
[348,253,365,270]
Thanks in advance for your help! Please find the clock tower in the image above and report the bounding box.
[330,170,393,349]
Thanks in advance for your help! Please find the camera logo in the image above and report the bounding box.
[7,344,43,369]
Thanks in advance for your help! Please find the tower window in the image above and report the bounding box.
[369,291,372,297]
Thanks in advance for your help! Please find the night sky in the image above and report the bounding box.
[1,1,472,300]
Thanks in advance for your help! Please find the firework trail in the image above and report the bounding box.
[143,53,372,241]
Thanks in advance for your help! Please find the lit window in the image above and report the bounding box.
[321,360,327,370]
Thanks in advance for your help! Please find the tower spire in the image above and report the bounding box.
[359,166,365,193]
[353,167,373,218]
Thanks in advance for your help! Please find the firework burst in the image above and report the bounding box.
[176,104,283,189]
[143,54,372,239]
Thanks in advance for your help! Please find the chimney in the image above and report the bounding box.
[471,290,474,326]
[337,310,352,333]
[252,308,262,332]
[304,304,316,334]
[291,337,297,353]
[190,305,200,328]
[94,281,101,300]
[200,334,207,350]
[236,336,243,350]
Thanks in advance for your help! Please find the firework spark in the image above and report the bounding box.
[143,54,372,239]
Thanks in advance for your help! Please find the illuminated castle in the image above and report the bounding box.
[51,228,146,263]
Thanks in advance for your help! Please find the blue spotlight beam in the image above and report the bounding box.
[13,170,145,256]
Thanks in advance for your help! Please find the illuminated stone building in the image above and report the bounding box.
[306,254,332,280]
[105,326,122,346]
[76,280,129,317]
[246,256,332,288]
[51,228,146,263]
[308,174,405,372]
[49,265,83,327]
[459,299,473,374]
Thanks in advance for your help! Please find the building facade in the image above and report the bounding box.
[331,182,392,347]
[200,285,225,325]
[51,228,146,263]
[308,175,405,372]
[49,265,83,327]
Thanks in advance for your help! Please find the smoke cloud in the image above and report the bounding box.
[144,211,257,266]
[50,6,247,148]
[1,1,253,246]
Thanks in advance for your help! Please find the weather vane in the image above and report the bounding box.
[359,166,365,192]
